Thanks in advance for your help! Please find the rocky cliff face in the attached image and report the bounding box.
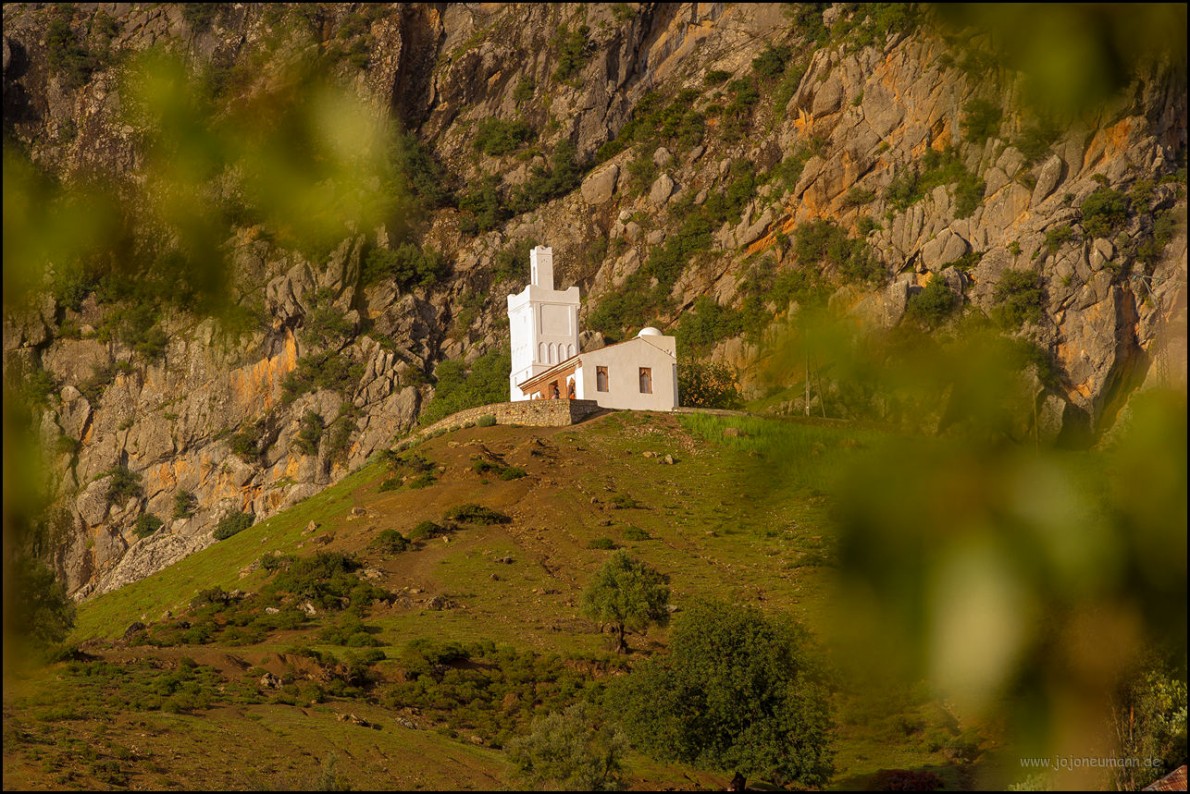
[3,3,1185,599]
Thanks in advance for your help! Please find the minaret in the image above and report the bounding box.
[507,246,581,401]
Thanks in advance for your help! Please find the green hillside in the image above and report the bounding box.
[4,412,986,790]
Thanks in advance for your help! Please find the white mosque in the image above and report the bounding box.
[507,246,678,411]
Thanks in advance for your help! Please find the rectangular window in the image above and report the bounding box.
[639,367,652,394]
[596,366,608,392]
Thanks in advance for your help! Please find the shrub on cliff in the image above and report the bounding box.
[1080,186,1130,239]
[553,24,593,83]
[474,118,536,157]
[993,270,1046,328]
[103,465,143,508]
[133,513,164,539]
[904,276,960,330]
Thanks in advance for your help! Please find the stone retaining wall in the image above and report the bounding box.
[398,399,604,448]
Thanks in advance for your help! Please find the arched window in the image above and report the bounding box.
[567,344,575,358]
[538,342,546,362]
[548,343,556,363]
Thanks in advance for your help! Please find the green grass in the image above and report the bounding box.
[48,412,985,790]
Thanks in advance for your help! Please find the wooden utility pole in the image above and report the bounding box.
[805,349,811,417]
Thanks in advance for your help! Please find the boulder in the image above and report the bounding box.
[580,164,619,205]
[77,477,112,526]
[920,230,970,271]
[649,173,676,207]
[1031,156,1066,206]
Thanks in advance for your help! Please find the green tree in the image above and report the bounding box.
[581,552,669,653]
[611,599,834,790]
[507,703,627,791]
[678,360,744,409]
[1111,662,1188,790]
[418,351,511,425]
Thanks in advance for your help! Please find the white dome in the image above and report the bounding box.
[638,326,662,337]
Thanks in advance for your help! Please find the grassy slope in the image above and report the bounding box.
[5,411,981,791]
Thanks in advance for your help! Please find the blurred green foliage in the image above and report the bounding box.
[756,292,1186,787]
[5,555,77,659]
[931,4,1187,119]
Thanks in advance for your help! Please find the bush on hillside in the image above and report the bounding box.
[213,511,253,540]
[407,520,447,542]
[444,503,511,525]
[678,360,744,409]
[372,529,410,555]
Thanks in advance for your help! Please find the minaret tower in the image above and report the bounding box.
[506,246,581,401]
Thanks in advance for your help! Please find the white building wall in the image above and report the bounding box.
[576,335,679,411]
[506,246,580,401]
